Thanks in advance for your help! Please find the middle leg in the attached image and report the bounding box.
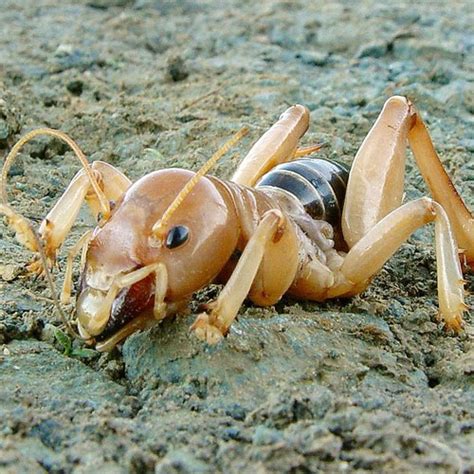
[191,210,299,344]
[232,105,311,187]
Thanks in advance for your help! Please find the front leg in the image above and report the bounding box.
[191,210,286,344]
[1,129,131,269]
[38,160,131,265]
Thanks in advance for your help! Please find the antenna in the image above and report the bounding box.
[151,126,249,241]
[1,128,110,218]
[0,128,109,338]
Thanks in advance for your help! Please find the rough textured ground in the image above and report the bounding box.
[0,1,473,472]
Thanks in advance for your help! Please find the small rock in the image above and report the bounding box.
[54,44,74,56]
[66,80,84,96]
[222,426,241,441]
[327,408,361,435]
[145,35,168,54]
[166,55,189,82]
[356,41,388,59]
[155,449,211,474]
[333,137,348,154]
[0,119,9,140]
[87,0,134,8]
[0,264,20,282]
[387,299,405,319]
[296,50,329,66]
[252,425,283,445]
[40,323,58,345]
[225,403,247,421]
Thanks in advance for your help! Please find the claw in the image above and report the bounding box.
[27,258,46,277]
[26,256,56,277]
[0,204,38,252]
[190,313,225,345]
[438,302,468,334]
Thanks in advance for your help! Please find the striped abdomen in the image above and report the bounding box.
[255,158,350,226]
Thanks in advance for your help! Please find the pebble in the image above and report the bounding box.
[66,80,84,96]
[0,119,9,140]
[0,264,19,282]
[296,50,329,66]
[87,0,133,8]
[222,427,241,441]
[356,41,388,59]
[166,55,189,82]
[252,425,283,445]
[154,449,212,474]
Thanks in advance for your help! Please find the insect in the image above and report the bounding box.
[1,96,472,351]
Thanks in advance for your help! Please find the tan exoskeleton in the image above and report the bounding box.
[0,96,472,351]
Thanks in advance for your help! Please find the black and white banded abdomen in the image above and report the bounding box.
[255,158,350,227]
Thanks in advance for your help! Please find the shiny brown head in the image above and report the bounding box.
[76,169,239,349]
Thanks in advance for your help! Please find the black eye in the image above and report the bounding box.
[165,225,189,249]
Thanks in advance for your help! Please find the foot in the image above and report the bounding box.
[190,313,225,345]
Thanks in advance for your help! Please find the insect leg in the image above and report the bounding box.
[231,105,310,187]
[153,263,168,321]
[408,112,474,268]
[190,209,288,344]
[60,229,93,304]
[330,198,465,332]
[117,263,168,321]
[342,95,473,270]
[36,161,131,267]
[288,253,335,302]
[292,142,325,158]
[342,96,414,248]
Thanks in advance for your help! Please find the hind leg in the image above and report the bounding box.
[408,110,474,267]
[334,198,465,331]
[342,95,473,264]
[342,96,415,247]
[329,96,471,330]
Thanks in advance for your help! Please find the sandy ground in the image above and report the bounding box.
[0,1,473,472]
